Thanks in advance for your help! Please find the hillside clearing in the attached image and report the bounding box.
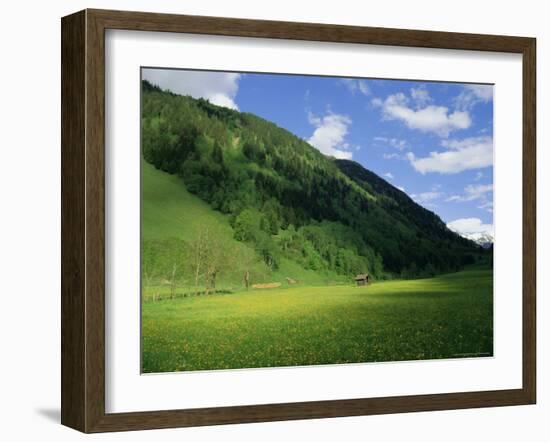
[141,157,352,290]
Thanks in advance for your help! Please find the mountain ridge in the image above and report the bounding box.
[459,231,494,248]
[141,79,486,278]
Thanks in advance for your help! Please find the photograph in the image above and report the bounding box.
[0,0,543,437]
[140,68,494,374]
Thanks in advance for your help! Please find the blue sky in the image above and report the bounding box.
[142,68,494,240]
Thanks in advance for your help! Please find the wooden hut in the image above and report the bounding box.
[354,274,369,286]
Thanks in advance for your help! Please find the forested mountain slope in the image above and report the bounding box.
[141,79,482,283]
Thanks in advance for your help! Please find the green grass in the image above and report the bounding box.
[142,157,235,241]
[141,158,349,288]
[141,160,493,373]
[141,268,493,373]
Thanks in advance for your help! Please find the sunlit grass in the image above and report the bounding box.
[141,268,493,373]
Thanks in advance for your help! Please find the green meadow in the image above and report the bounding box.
[142,268,493,373]
[140,84,493,373]
[140,158,492,373]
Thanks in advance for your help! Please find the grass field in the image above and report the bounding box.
[141,158,350,291]
[142,156,236,241]
[141,267,493,373]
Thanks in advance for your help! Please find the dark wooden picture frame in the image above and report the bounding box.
[61,8,536,433]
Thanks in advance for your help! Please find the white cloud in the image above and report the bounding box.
[307,112,353,159]
[396,185,406,192]
[447,182,494,215]
[142,68,241,110]
[467,85,493,101]
[374,136,407,151]
[477,201,494,213]
[410,86,432,107]
[383,153,401,160]
[410,191,442,203]
[407,136,493,174]
[341,79,370,96]
[383,172,394,180]
[390,139,407,150]
[446,183,493,202]
[358,82,370,96]
[206,93,239,109]
[376,92,471,137]
[307,112,321,126]
[447,217,493,237]
[371,97,383,107]
[454,84,493,110]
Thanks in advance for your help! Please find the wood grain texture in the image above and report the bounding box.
[61,8,537,433]
[89,8,532,53]
[84,9,107,432]
[61,10,86,432]
[522,38,536,403]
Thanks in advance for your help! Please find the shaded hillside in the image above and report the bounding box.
[141,79,482,279]
[334,159,472,248]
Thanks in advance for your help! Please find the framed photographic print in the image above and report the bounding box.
[61,9,536,433]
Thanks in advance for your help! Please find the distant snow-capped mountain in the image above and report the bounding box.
[462,232,494,248]
[446,218,493,248]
